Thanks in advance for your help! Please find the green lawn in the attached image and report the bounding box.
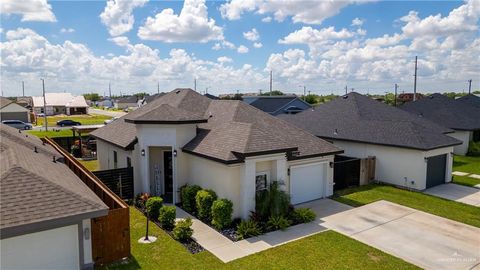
[452,155,480,187]
[34,114,110,127]
[78,159,99,171]
[99,207,417,270]
[27,129,75,138]
[333,184,480,228]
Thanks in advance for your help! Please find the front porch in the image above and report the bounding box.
[147,146,175,203]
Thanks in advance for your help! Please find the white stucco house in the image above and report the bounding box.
[281,92,462,191]
[402,93,480,155]
[0,124,108,270]
[91,89,342,218]
[32,93,89,116]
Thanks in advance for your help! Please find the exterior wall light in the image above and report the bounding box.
[141,149,145,156]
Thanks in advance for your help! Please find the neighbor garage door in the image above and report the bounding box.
[426,154,447,188]
[0,112,28,122]
[290,162,325,204]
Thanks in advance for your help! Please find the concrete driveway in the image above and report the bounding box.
[425,183,480,207]
[321,200,480,270]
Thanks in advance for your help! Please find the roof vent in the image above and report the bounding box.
[34,146,38,153]
[52,156,56,163]
[334,129,338,135]
[342,95,348,99]
[175,90,181,94]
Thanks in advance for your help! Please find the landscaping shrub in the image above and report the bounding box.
[255,181,290,221]
[195,189,217,221]
[159,205,176,230]
[236,220,262,240]
[173,217,193,242]
[467,140,480,156]
[266,216,291,231]
[145,196,163,220]
[180,185,202,214]
[291,208,316,224]
[211,199,233,230]
[134,193,150,210]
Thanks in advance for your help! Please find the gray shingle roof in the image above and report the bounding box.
[401,93,480,131]
[0,97,13,109]
[1,124,108,236]
[280,92,462,151]
[91,88,342,163]
[248,96,308,113]
[456,94,480,109]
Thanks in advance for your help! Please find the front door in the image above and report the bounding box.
[163,151,173,203]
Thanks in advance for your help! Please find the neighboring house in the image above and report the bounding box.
[0,124,108,270]
[397,93,424,104]
[138,93,165,107]
[91,89,342,218]
[114,96,138,110]
[402,93,480,155]
[97,98,114,108]
[0,97,30,122]
[32,93,89,116]
[16,96,33,109]
[280,92,462,191]
[456,93,480,109]
[243,95,312,115]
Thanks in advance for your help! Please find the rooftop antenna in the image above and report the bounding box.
[413,56,418,101]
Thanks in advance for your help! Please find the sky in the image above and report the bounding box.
[1,0,479,97]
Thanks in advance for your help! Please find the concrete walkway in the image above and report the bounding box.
[425,183,480,206]
[321,200,480,270]
[175,199,352,263]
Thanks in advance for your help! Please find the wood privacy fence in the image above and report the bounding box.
[45,137,130,266]
[93,167,134,200]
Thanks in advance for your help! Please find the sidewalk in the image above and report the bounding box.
[175,199,352,263]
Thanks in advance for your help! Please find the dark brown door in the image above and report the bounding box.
[163,151,173,202]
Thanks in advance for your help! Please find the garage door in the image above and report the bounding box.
[426,154,447,188]
[290,163,325,204]
[0,112,28,122]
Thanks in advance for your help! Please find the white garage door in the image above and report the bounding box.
[290,163,325,204]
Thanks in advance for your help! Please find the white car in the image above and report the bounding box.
[2,120,33,130]
[104,117,119,125]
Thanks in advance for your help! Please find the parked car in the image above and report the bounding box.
[56,119,81,127]
[2,120,33,130]
[36,113,45,117]
[104,116,119,125]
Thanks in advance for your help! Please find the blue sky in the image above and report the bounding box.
[1,0,479,97]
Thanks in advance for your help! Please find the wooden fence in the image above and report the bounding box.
[45,137,130,266]
[93,167,134,200]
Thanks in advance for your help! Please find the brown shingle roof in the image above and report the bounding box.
[0,97,13,109]
[0,124,107,237]
[125,103,208,124]
[91,89,342,163]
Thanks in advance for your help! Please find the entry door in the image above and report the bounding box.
[426,154,447,188]
[163,151,173,202]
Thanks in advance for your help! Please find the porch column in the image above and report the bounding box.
[276,155,288,191]
[241,159,256,219]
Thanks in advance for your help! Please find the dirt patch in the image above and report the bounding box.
[367,252,382,262]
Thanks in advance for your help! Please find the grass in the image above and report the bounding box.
[333,184,480,228]
[452,155,480,187]
[27,129,75,138]
[34,114,110,127]
[78,159,99,171]
[99,207,418,270]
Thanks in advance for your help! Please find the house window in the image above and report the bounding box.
[113,151,118,169]
[255,172,269,191]
[126,157,131,168]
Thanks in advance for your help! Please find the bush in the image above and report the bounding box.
[236,220,262,240]
[173,217,193,242]
[467,140,480,156]
[291,208,316,224]
[159,205,176,230]
[266,216,291,231]
[180,185,202,214]
[134,193,150,210]
[145,197,163,220]
[211,199,233,230]
[195,189,217,221]
[255,181,290,221]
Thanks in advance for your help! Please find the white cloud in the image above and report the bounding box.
[261,16,272,22]
[351,17,364,26]
[220,0,370,24]
[365,34,403,47]
[279,26,355,45]
[212,40,236,50]
[108,36,130,47]
[217,56,233,63]
[100,0,147,37]
[138,0,223,43]
[253,42,263,48]
[60,28,75,34]
[243,28,260,41]
[1,0,56,22]
[237,45,249,54]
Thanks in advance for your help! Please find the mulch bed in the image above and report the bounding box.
[134,206,205,254]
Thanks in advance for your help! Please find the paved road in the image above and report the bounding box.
[425,183,480,206]
[321,200,480,270]
[90,108,127,117]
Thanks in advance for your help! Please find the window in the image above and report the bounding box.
[126,157,131,168]
[113,151,118,169]
[255,172,269,191]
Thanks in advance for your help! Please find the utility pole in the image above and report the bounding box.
[269,70,273,95]
[394,83,398,107]
[468,79,472,94]
[299,85,306,100]
[413,56,418,101]
[157,81,160,94]
[41,79,48,131]
[194,78,197,92]
[206,87,210,94]
[345,85,348,95]
[109,82,112,97]
[22,81,25,96]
